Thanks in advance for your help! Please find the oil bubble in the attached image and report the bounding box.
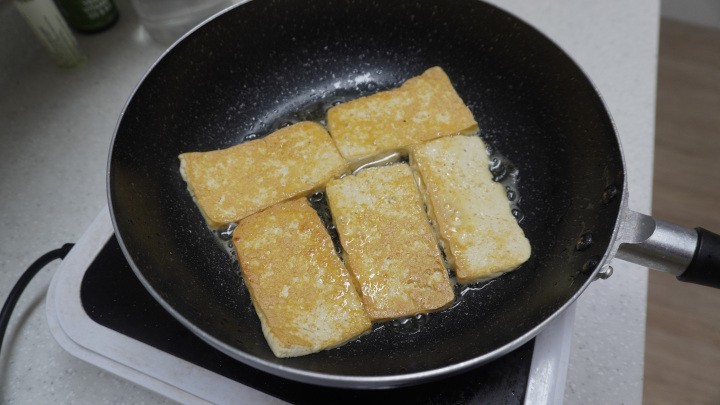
[511,208,525,222]
[308,191,324,203]
[489,157,508,181]
[575,232,593,251]
[219,223,237,241]
[389,314,427,335]
[243,133,259,142]
[602,184,619,204]
[582,255,601,273]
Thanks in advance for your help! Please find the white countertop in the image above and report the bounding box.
[0,0,658,403]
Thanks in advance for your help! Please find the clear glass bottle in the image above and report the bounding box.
[130,0,234,44]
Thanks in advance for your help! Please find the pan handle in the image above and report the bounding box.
[616,210,720,288]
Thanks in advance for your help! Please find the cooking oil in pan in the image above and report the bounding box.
[215,222,241,276]
[389,314,428,335]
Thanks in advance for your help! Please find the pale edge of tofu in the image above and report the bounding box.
[409,135,531,284]
[179,121,347,228]
[233,198,371,358]
[327,66,479,161]
[325,164,455,321]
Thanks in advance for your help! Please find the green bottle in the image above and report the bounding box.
[54,0,118,33]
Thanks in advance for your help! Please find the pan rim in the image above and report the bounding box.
[106,0,628,389]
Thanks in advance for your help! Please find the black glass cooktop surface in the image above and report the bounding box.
[79,236,533,404]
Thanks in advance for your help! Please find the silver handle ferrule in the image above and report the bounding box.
[616,210,698,276]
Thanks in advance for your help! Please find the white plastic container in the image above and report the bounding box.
[14,0,84,67]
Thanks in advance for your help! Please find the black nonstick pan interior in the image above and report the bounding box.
[108,0,624,387]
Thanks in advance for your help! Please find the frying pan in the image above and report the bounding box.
[108,0,720,389]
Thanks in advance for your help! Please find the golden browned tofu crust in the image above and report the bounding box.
[233,198,371,358]
[327,66,478,161]
[179,122,347,228]
[326,164,455,320]
[410,135,531,283]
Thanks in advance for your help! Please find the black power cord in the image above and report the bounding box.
[0,243,74,354]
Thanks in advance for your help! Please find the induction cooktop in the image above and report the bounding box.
[46,207,574,404]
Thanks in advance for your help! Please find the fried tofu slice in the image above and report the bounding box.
[233,198,371,358]
[327,66,478,161]
[326,164,454,320]
[179,122,347,228]
[410,135,531,283]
